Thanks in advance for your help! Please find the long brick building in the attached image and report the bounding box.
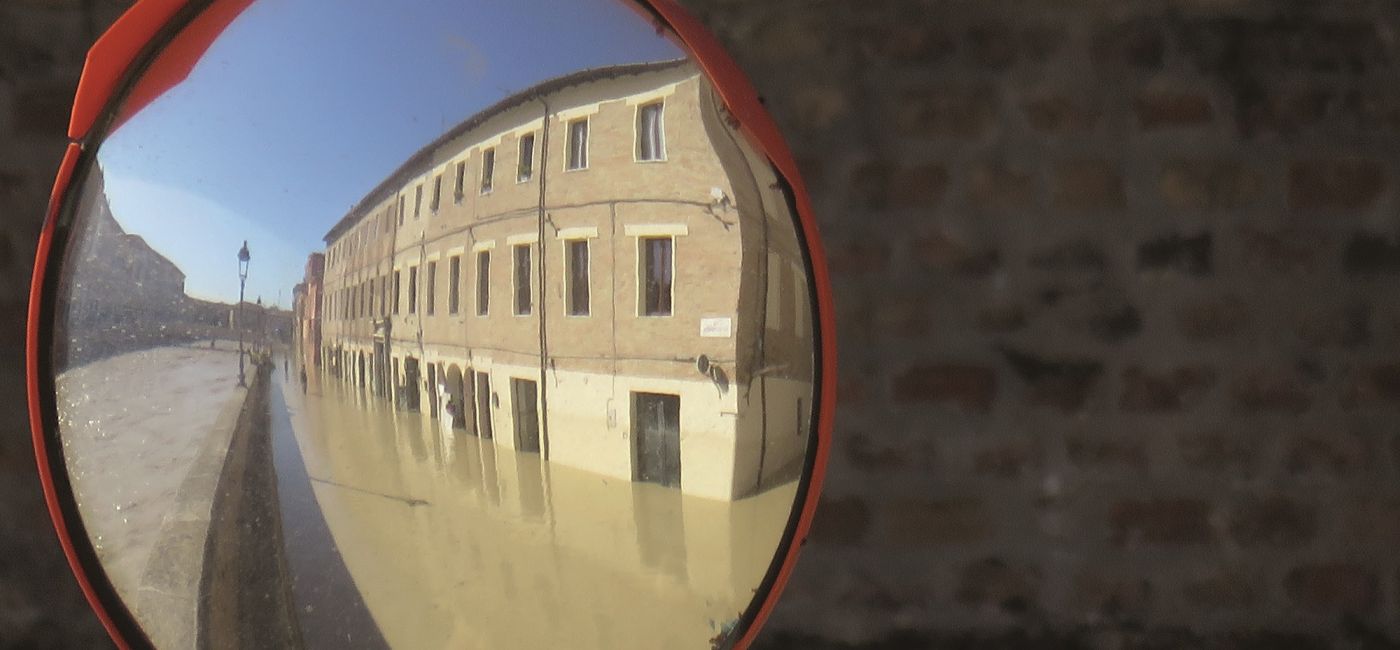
[308,59,813,501]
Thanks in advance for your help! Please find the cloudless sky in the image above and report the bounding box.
[96,0,682,306]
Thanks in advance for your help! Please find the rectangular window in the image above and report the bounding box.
[513,244,531,315]
[367,281,375,318]
[565,239,590,316]
[640,237,673,316]
[480,148,495,193]
[408,265,418,314]
[454,161,466,201]
[393,270,401,314]
[425,261,437,316]
[566,118,588,170]
[431,174,442,211]
[397,195,405,225]
[414,184,423,218]
[517,133,535,182]
[448,256,461,314]
[636,102,664,161]
[476,251,490,316]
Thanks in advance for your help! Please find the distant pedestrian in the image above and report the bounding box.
[299,368,308,393]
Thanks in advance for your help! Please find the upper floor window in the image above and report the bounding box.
[413,184,423,218]
[408,265,418,314]
[481,148,495,194]
[454,161,466,201]
[431,174,442,211]
[636,102,665,161]
[425,261,437,316]
[476,251,490,316]
[518,133,535,182]
[397,195,406,226]
[640,237,673,317]
[448,255,461,315]
[513,244,532,315]
[566,118,588,170]
[565,239,590,316]
[393,270,401,314]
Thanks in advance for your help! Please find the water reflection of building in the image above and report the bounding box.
[310,59,812,501]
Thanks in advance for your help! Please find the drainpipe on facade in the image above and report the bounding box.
[535,96,552,461]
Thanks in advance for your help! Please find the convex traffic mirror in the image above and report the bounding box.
[29,0,833,648]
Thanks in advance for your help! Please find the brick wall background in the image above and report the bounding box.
[5,1,1400,648]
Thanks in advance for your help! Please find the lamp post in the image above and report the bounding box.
[238,240,250,387]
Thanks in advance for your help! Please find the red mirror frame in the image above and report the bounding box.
[27,1,836,648]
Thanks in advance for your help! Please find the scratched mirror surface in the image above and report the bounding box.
[47,0,816,648]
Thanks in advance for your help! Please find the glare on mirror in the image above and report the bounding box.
[50,0,816,648]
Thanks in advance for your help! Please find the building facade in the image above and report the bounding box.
[313,60,812,501]
[292,253,324,370]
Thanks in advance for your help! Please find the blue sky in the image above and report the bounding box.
[96,0,682,307]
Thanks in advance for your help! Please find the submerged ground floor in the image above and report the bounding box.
[316,336,811,501]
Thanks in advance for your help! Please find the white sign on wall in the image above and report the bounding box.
[699,317,732,338]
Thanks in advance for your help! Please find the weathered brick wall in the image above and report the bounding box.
[6,1,1400,648]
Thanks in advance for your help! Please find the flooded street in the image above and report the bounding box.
[275,364,799,649]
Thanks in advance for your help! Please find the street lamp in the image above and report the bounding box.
[238,240,250,387]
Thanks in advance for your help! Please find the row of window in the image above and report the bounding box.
[326,236,674,323]
[327,102,666,270]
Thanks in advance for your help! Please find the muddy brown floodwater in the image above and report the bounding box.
[277,365,798,649]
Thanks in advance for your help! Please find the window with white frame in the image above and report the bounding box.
[448,255,461,314]
[454,161,466,201]
[431,174,442,211]
[566,118,588,170]
[481,148,495,193]
[565,239,590,316]
[636,101,664,161]
[513,244,532,315]
[413,184,423,218]
[426,261,437,315]
[640,237,673,316]
[476,251,490,316]
[518,133,535,182]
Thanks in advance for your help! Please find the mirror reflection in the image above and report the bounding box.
[50,1,816,648]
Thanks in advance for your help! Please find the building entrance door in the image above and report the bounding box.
[426,363,439,419]
[403,357,421,412]
[511,378,540,453]
[373,341,389,399]
[474,371,493,439]
[633,392,680,488]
